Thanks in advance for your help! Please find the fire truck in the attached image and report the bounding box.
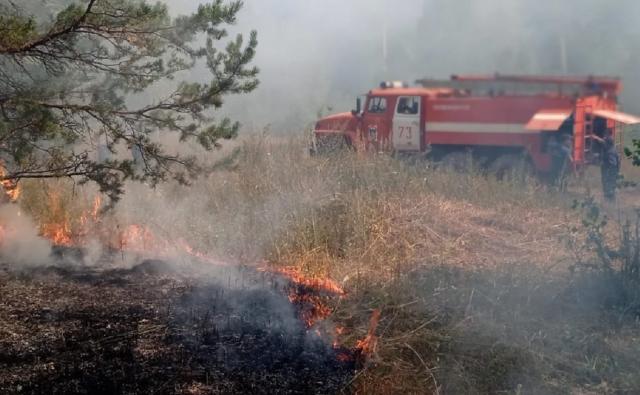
[312,74,640,177]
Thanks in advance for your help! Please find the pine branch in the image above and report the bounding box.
[0,0,97,54]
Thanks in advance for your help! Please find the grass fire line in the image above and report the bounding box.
[7,181,377,363]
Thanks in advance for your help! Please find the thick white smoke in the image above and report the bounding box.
[0,204,52,267]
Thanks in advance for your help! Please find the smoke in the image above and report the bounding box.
[109,143,319,265]
[4,0,639,268]
[0,205,52,267]
[166,0,640,132]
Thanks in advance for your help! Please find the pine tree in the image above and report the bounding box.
[0,0,258,202]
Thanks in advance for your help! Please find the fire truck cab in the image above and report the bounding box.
[313,74,640,176]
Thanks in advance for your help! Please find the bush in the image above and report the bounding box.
[569,197,640,314]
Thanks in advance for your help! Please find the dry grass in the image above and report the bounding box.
[14,134,640,394]
[215,136,639,394]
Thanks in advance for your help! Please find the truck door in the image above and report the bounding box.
[363,96,392,151]
[392,96,422,152]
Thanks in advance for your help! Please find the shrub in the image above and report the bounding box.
[569,197,640,314]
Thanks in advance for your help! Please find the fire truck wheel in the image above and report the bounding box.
[489,154,534,182]
[440,151,474,173]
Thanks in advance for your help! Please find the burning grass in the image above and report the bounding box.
[3,134,640,394]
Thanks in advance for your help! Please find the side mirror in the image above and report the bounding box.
[352,97,362,116]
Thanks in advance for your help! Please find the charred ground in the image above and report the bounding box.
[0,255,355,394]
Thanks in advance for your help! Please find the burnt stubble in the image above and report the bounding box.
[0,256,354,394]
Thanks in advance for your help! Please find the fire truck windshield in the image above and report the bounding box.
[368,97,387,113]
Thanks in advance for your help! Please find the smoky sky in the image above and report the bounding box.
[139,0,640,130]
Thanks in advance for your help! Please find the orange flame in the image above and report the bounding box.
[31,192,358,361]
[92,196,101,219]
[355,309,381,357]
[35,189,71,245]
[41,221,73,246]
[257,266,346,333]
[3,182,20,202]
[262,266,345,296]
[118,224,159,252]
[39,191,85,246]
[0,165,20,202]
[257,264,350,355]
[82,196,101,224]
[288,293,333,328]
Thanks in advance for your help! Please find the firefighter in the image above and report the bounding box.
[549,133,573,190]
[398,99,411,114]
[592,131,620,201]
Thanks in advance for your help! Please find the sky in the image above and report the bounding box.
[166,0,640,132]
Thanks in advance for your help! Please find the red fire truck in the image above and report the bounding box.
[312,74,640,176]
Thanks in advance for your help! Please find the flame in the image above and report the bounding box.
[38,190,79,246]
[78,196,102,232]
[92,196,101,219]
[175,238,229,266]
[0,165,20,202]
[257,266,345,331]
[263,266,345,296]
[30,191,356,359]
[3,181,20,202]
[21,188,360,363]
[39,190,74,247]
[33,193,221,263]
[288,293,333,328]
[111,225,229,267]
[30,191,360,362]
[355,309,381,357]
[41,221,73,246]
[258,264,351,357]
[118,224,159,252]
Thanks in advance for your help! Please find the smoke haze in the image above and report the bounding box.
[4,0,640,266]
[0,205,51,267]
[168,0,640,131]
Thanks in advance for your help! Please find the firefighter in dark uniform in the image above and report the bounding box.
[549,133,573,190]
[592,131,620,201]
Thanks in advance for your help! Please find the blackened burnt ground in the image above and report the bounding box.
[0,257,355,394]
